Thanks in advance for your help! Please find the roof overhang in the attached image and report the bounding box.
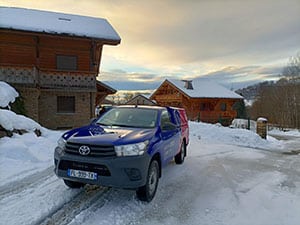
[96,81,117,95]
[0,7,121,45]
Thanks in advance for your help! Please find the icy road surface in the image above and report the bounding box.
[0,122,300,225]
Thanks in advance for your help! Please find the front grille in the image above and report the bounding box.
[65,142,116,157]
[59,160,111,176]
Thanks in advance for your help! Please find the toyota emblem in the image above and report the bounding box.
[79,145,90,155]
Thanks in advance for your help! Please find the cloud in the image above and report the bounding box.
[99,0,300,68]
[99,63,284,91]
[194,64,283,89]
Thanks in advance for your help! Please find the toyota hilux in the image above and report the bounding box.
[54,105,189,202]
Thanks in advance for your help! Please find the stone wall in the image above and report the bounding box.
[12,85,96,130]
[38,90,96,129]
[16,86,40,122]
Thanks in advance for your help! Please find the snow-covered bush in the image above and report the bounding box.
[0,82,42,137]
[0,81,19,108]
[0,109,41,132]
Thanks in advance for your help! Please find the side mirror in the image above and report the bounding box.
[90,117,97,124]
[162,122,177,131]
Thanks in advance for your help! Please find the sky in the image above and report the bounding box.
[1,0,300,90]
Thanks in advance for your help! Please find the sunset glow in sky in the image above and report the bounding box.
[1,0,300,90]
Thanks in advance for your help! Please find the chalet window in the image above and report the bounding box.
[57,96,75,113]
[220,102,227,111]
[56,55,77,71]
[200,103,213,111]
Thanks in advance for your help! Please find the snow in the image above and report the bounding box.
[269,127,300,137]
[0,81,18,108]
[189,121,283,151]
[1,108,300,225]
[231,118,256,132]
[257,117,268,122]
[0,109,42,131]
[0,130,62,185]
[0,82,42,131]
[167,79,243,99]
[0,7,121,42]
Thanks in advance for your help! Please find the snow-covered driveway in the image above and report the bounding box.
[1,122,300,225]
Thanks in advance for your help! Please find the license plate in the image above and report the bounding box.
[67,169,97,180]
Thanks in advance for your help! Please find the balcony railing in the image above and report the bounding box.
[153,94,182,101]
[0,65,96,90]
[0,65,37,84]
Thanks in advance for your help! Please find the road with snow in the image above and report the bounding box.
[1,123,300,225]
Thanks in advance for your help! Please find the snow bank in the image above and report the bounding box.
[0,130,63,185]
[0,81,19,107]
[231,118,256,132]
[0,109,41,132]
[268,127,300,137]
[189,121,283,150]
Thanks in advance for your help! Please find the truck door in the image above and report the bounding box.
[160,110,181,164]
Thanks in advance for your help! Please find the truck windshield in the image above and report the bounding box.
[96,108,158,128]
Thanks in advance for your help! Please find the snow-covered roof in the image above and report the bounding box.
[0,7,121,43]
[167,79,243,99]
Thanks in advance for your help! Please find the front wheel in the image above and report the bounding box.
[136,160,159,202]
[175,141,186,164]
[63,179,85,189]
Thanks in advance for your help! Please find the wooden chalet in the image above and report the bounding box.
[0,7,120,129]
[151,79,243,125]
[125,94,156,106]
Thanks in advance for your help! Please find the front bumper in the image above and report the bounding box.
[54,147,151,189]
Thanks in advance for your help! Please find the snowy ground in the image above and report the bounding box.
[1,119,300,225]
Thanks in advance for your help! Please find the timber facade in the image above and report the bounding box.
[0,8,120,129]
[126,94,156,106]
[151,79,243,126]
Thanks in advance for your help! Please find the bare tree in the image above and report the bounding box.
[282,52,300,81]
[123,92,134,103]
[282,52,300,128]
[250,52,300,129]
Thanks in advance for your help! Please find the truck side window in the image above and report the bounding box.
[160,110,170,125]
[161,110,174,130]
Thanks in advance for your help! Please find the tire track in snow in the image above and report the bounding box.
[37,185,111,225]
[0,166,54,199]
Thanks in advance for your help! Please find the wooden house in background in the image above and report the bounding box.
[125,94,156,106]
[150,79,243,125]
[0,7,120,129]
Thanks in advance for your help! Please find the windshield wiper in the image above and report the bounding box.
[109,123,133,128]
[96,122,111,126]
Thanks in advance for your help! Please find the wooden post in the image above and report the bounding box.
[256,117,267,139]
[247,117,250,130]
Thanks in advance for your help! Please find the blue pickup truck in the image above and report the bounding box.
[54,105,189,202]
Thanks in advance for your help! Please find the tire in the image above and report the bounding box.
[136,160,159,202]
[175,141,186,164]
[63,179,85,189]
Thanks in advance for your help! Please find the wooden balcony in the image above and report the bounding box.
[39,69,96,90]
[153,94,182,101]
[0,65,37,85]
[0,65,96,90]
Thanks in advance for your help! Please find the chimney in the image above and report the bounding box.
[182,80,193,90]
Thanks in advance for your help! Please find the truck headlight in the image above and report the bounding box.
[56,137,66,154]
[115,140,149,157]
